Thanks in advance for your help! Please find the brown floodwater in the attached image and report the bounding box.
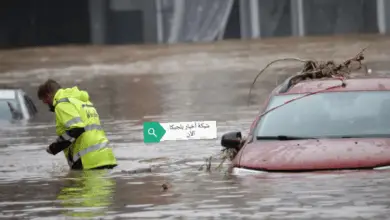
[2,35,390,219]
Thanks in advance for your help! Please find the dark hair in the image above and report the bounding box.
[37,79,62,99]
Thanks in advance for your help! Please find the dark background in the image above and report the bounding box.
[0,0,379,49]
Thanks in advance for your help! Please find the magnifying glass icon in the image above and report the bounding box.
[148,128,157,138]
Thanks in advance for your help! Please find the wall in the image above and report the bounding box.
[0,0,389,49]
[133,0,384,44]
[303,0,378,35]
[108,0,157,44]
[0,0,90,49]
[235,0,380,40]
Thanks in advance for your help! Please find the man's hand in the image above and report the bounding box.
[46,143,56,155]
[46,138,72,156]
[46,130,81,156]
[46,146,53,154]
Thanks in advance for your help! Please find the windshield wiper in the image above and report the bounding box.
[339,134,390,139]
[256,135,317,141]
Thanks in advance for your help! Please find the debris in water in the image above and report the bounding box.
[161,183,169,191]
[199,148,238,172]
[217,148,238,169]
[247,46,370,105]
[198,156,212,172]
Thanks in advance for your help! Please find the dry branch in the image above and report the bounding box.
[199,147,238,173]
[247,47,370,105]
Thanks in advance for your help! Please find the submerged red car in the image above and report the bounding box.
[221,75,390,173]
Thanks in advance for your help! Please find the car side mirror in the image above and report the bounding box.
[221,131,242,150]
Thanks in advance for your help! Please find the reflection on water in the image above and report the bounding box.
[57,170,115,218]
[1,35,390,219]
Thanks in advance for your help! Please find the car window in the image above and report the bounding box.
[255,91,390,138]
[24,95,37,115]
[0,99,20,121]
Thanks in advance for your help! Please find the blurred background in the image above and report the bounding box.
[0,0,386,48]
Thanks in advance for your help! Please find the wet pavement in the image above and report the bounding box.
[2,35,390,219]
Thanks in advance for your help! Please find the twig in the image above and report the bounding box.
[199,148,238,173]
[247,46,370,106]
[247,58,308,105]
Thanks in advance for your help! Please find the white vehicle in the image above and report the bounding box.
[0,88,37,121]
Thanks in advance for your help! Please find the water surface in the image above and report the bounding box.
[1,35,390,219]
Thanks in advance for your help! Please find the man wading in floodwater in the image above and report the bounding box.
[37,79,117,170]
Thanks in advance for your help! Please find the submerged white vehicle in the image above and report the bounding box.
[0,88,37,121]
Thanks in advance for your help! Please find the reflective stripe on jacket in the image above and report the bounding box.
[53,86,117,170]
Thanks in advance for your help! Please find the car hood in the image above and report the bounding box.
[238,138,390,171]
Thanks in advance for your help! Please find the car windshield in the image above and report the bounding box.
[0,99,20,120]
[255,91,390,139]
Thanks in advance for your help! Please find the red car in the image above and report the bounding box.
[221,75,390,173]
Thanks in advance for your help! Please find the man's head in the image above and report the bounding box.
[37,79,62,111]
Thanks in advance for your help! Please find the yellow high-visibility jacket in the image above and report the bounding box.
[52,86,117,170]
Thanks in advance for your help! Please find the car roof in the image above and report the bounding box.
[0,89,19,100]
[279,76,390,95]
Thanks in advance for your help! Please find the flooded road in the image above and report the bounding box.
[2,35,390,219]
